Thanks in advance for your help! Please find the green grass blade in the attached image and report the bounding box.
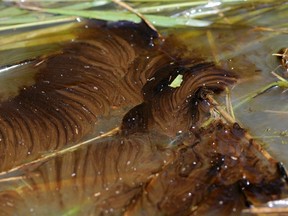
[0,34,75,51]
[0,16,76,32]
[0,15,42,25]
[136,1,208,13]
[0,7,26,18]
[0,22,80,54]
[60,1,109,10]
[28,8,211,27]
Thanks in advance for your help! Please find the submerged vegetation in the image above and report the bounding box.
[1,0,288,48]
[0,0,288,215]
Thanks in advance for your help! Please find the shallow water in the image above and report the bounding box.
[0,2,288,216]
[172,27,288,166]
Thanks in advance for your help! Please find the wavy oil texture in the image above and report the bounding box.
[0,21,287,216]
[122,62,237,136]
[0,133,175,216]
[126,122,286,216]
[150,64,236,134]
[0,23,172,171]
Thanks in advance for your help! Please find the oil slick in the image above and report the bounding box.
[0,21,287,216]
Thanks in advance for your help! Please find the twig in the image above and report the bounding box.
[254,26,288,34]
[242,207,288,214]
[111,0,161,38]
[271,71,287,82]
[264,110,288,114]
[0,127,120,180]
[274,48,288,70]
[206,30,220,64]
[206,95,274,161]
[225,87,235,121]
[207,95,236,125]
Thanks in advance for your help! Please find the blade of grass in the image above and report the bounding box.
[61,206,81,216]
[225,87,235,121]
[264,110,288,114]
[0,7,26,18]
[234,71,288,109]
[0,34,75,51]
[0,15,43,25]
[0,16,76,32]
[206,30,220,64]
[146,14,211,27]
[20,7,212,27]
[217,7,272,25]
[0,22,79,46]
[213,2,287,25]
[242,207,288,214]
[0,1,109,26]
[136,1,208,13]
[126,0,199,2]
[126,0,286,2]
[4,0,100,2]
[0,127,119,180]
[234,81,288,109]
[60,0,109,10]
[112,0,160,36]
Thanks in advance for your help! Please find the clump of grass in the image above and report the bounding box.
[1,0,287,51]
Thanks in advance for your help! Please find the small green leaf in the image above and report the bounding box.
[169,74,183,88]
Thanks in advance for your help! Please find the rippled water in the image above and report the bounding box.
[0,5,288,216]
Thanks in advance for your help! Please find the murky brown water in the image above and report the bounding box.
[0,18,287,216]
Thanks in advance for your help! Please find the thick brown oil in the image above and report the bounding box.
[0,21,287,216]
